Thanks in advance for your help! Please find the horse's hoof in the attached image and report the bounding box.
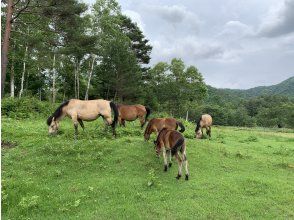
[164,165,168,172]
[176,174,181,179]
[185,174,189,181]
[169,162,172,167]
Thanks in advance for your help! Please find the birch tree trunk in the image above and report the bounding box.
[52,53,56,103]
[77,60,80,99]
[85,55,95,100]
[186,110,189,121]
[10,58,15,98]
[74,60,77,98]
[19,45,28,98]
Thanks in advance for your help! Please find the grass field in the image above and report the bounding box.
[1,116,294,219]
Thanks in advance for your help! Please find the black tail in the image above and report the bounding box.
[177,121,185,133]
[145,106,151,121]
[110,101,118,128]
[171,138,184,156]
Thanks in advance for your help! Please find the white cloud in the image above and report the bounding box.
[258,0,294,37]
[218,20,254,38]
[83,0,294,88]
[145,4,202,31]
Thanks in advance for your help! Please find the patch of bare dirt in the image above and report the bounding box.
[1,141,17,149]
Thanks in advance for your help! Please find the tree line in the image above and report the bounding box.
[2,0,293,128]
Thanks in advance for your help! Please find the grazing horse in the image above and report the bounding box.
[154,128,189,180]
[144,118,185,141]
[47,99,118,138]
[195,114,212,139]
[117,104,151,128]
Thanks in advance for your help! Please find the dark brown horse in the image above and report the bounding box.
[47,99,118,138]
[144,118,185,141]
[195,114,212,139]
[117,104,151,128]
[154,128,189,180]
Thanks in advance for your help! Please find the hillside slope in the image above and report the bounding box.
[208,76,294,99]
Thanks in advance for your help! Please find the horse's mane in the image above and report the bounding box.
[144,118,154,136]
[195,116,202,132]
[46,100,70,125]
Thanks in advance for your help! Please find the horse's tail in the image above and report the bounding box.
[110,101,118,128]
[145,106,151,121]
[176,121,185,133]
[171,137,185,156]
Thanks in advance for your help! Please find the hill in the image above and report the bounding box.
[207,76,294,101]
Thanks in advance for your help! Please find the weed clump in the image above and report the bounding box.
[19,195,39,209]
[147,168,158,187]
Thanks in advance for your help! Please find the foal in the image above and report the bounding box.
[154,128,189,180]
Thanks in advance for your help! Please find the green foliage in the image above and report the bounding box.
[1,97,55,119]
[204,91,294,128]
[146,58,207,116]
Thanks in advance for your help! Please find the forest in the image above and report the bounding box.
[1,0,294,128]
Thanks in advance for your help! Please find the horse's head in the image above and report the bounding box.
[47,116,59,135]
[195,129,202,139]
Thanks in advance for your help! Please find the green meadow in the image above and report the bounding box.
[1,117,294,219]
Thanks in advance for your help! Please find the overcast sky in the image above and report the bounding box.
[84,0,294,89]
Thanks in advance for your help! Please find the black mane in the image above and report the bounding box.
[46,100,70,126]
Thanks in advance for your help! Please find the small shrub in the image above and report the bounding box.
[2,97,55,119]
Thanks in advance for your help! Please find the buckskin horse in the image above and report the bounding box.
[154,128,189,180]
[195,114,212,139]
[117,104,151,128]
[144,118,185,141]
[47,99,118,138]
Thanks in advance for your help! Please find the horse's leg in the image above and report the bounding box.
[71,115,79,140]
[118,116,122,127]
[162,147,168,172]
[167,150,172,167]
[78,119,85,131]
[207,126,211,138]
[139,116,145,129]
[182,147,189,180]
[175,153,183,179]
[122,119,126,127]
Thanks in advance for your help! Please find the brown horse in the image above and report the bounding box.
[117,104,151,128]
[144,118,185,141]
[195,114,212,139]
[47,99,118,138]
[154,128,189,180]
